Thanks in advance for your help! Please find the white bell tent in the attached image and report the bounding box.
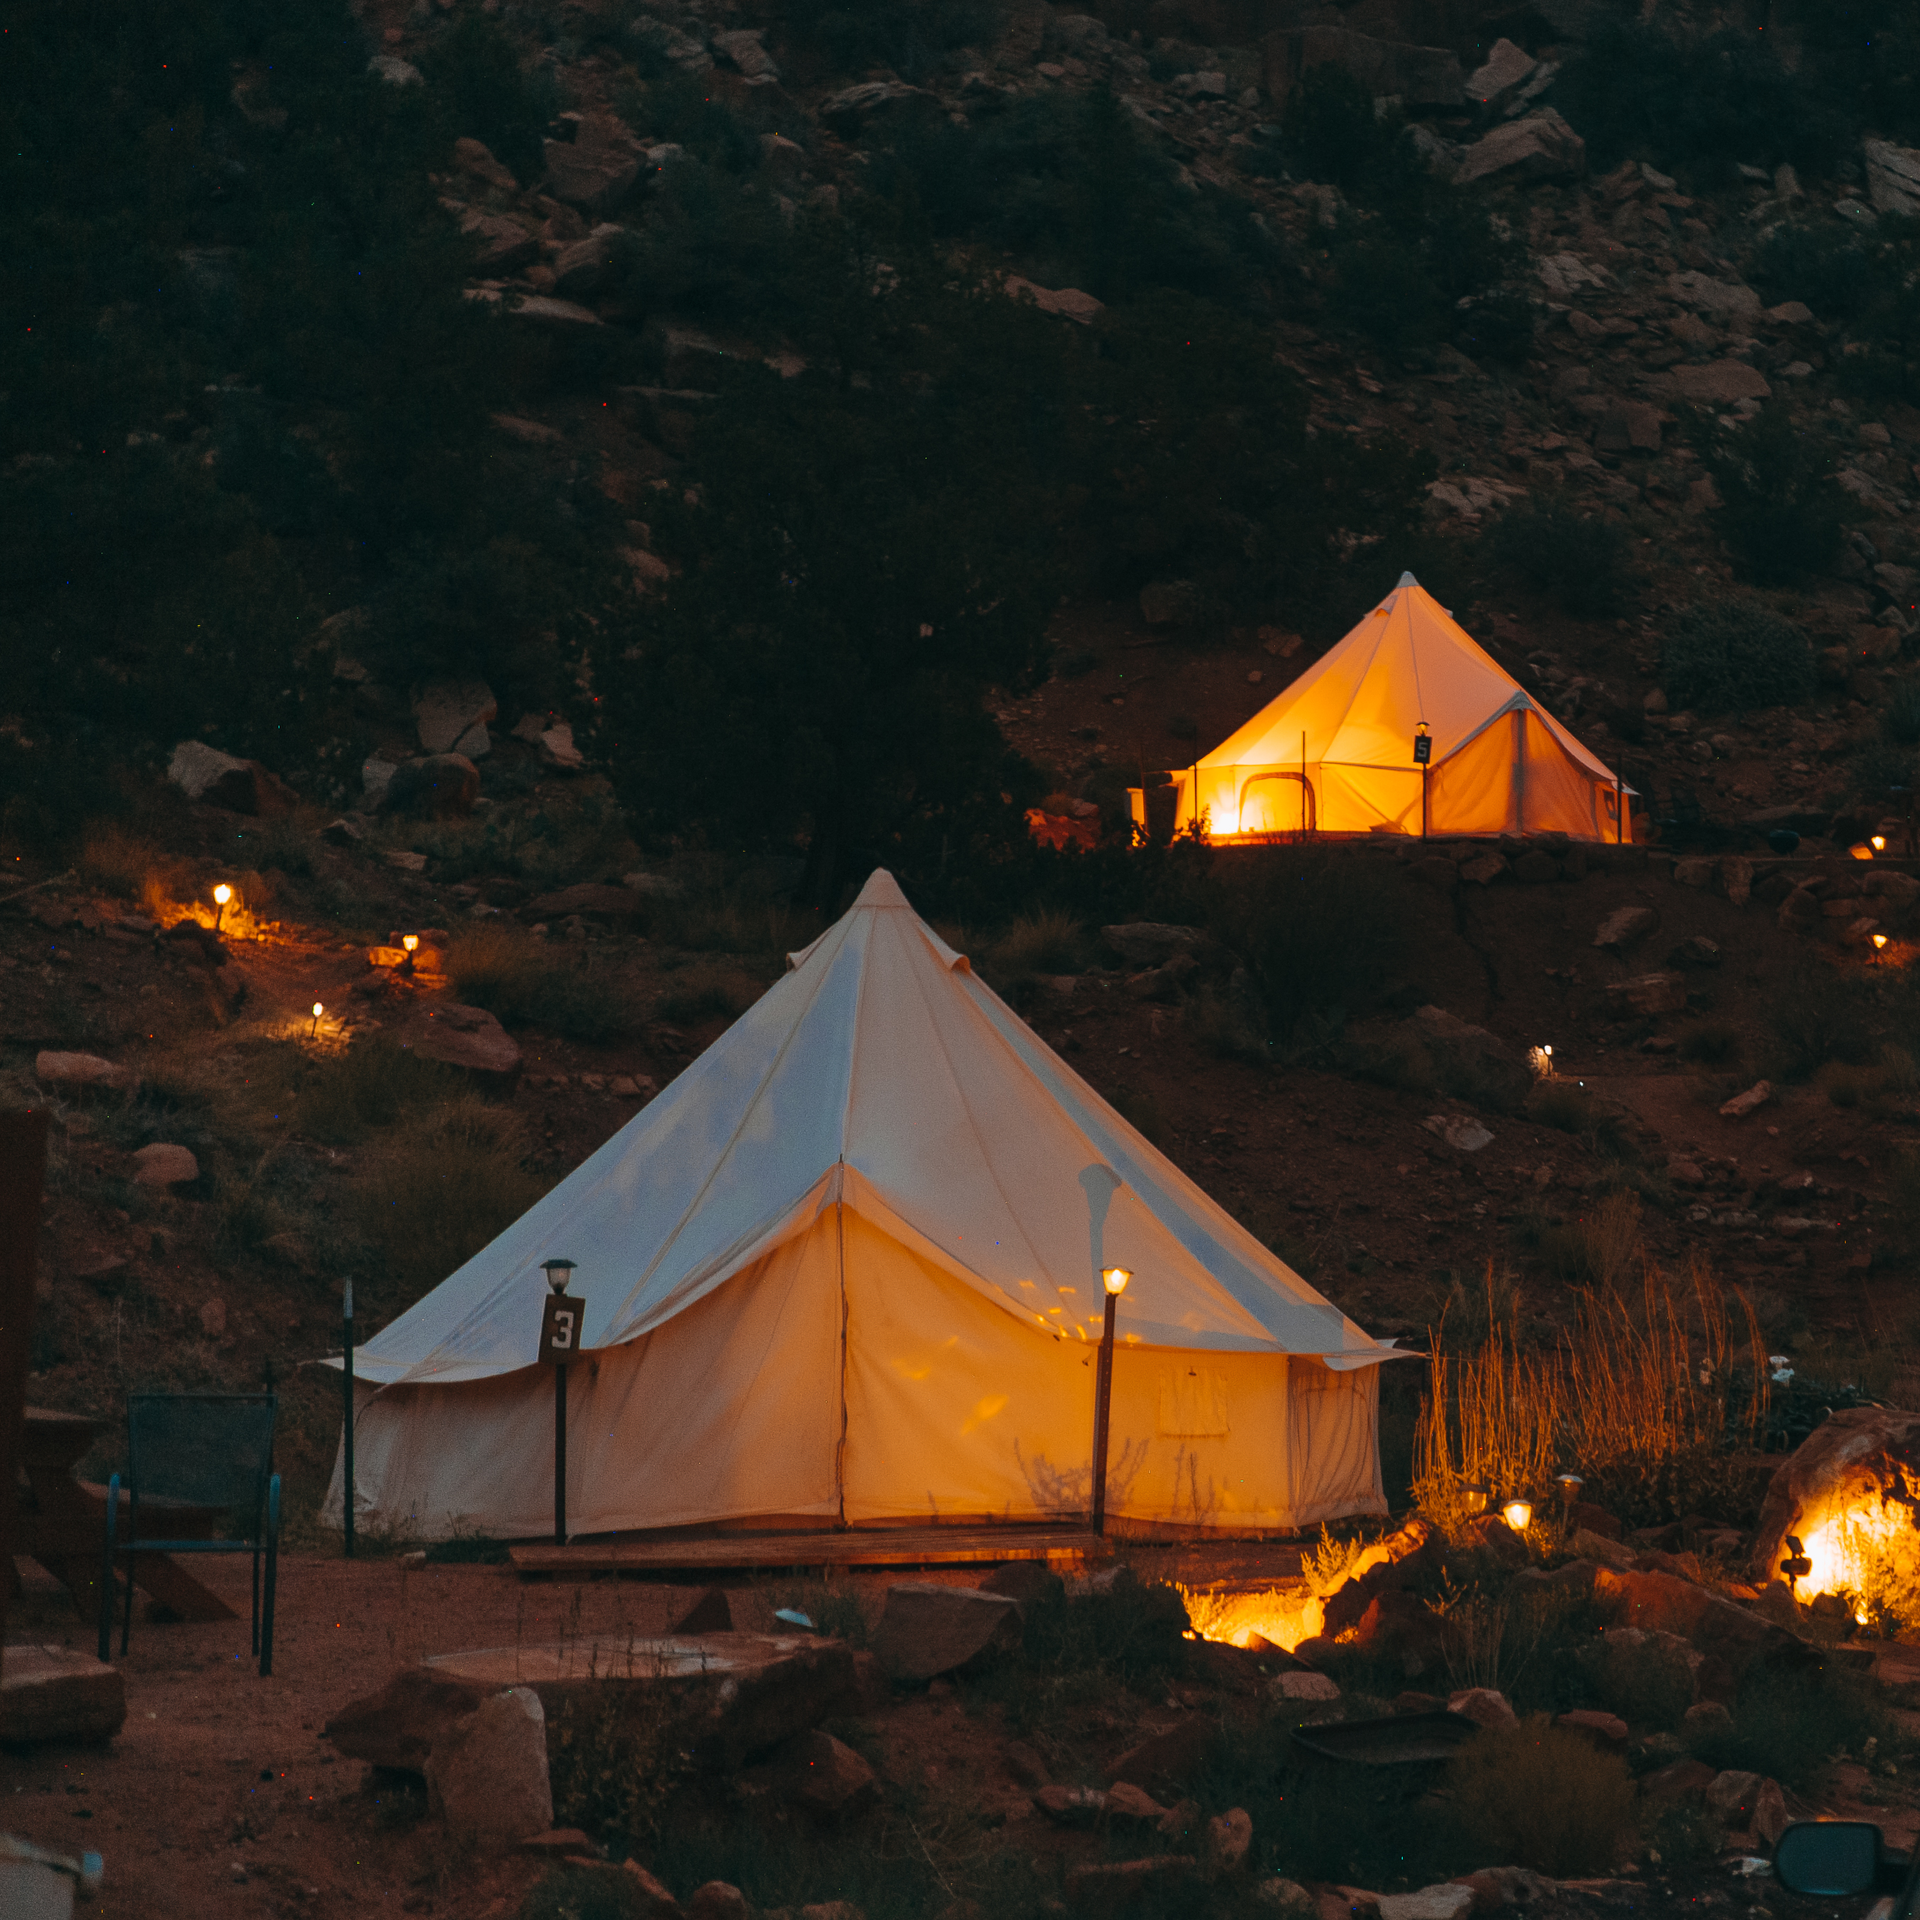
[1165,573,1632,842]
[324,871,1401,1540]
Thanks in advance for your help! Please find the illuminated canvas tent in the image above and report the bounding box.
[1165,573,1631,843]
[324,871,1400,1541]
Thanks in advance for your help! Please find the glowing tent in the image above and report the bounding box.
[1164,573,1631,843]
[324,871,1400,1541]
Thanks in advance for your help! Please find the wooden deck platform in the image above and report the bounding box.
[507,1526,1112,1578]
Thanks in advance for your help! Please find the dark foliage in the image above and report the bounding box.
[1698,404,1856,587]
[1661,596,1814,715]
[1488,494,1635,616]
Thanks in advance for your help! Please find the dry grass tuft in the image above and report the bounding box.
[1451,1715,1633,1877]
[1416,1259,1768,1532]
[446,923,640,1041]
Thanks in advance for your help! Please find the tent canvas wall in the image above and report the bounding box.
[1162,574,1631,843]
[324,872,1401,1541]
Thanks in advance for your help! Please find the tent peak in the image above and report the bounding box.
[850,869,911,911]
[1396,570,1418,587]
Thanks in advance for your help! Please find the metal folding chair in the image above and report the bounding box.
[97,1393,281,1676]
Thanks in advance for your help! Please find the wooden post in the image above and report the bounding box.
[0,1111,50,1654]
[1090,1290,1118,1535]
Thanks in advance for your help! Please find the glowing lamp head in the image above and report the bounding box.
[312,1001,323,1019]
[542,1257,578,1295]
[1873,836,1888,852]
[403,934,419,954]
[1555,1471,1584,1501]
[1503,1499,1533,1532]
[1461,1481,1490,1516]
[1101,1266,1132,1297]
[213,884,232,905]
[1874,933,1890,951]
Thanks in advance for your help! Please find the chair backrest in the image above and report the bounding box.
[127,1394,277,1531]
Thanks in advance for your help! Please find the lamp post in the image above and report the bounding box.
[540,1258,580,1545]
[1413,722,1432,839]
[212,883,232,934]
[1091,1266,1131,1535]
[311,1001,324,1039]
[341,1278,355,1559]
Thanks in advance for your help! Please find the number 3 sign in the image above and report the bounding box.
[540,1292,583,1366]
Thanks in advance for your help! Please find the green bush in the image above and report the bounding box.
[1703,406,1854,586]
[1489,493,1635,617]
[1689,1668,1891,1791]
[446,924,643,1041]
[1450,1716,1633,1876]
[1215,850,1405,1042]
[1661,596,1814,714]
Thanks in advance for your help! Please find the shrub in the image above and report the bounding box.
[1525,1080,1591,1133]
[79,825,174,900]
[1488,493,1634,617]
[353,1095,546,1293]
[1690,1668,1891,1791]
[1452,1717,1632,1876]
[299,1040,462,1144]
[1703,407,1854,586]
[1288,66,1423,204]
[447,924,642,1041]
[1770,966,1872,1079]
[655,968,758,1024]
[1885,677,1920,747]
[1213,849,1405,1042]
[979,908,1093,1002]
[1662,596,1814,714]
[1677,1018,1741,1066]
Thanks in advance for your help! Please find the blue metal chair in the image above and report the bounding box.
[98,1393,281,1676]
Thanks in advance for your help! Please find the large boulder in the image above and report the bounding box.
[324,1665,492,1771]
[419,1632,857,1771]
[1665,360,1773,406]
[1590,1568,1809,1684]
[412,680,497,756]
[34,1051,132,1093]
[0,1645,127,1745]
[1396,1006,1533,1112]
[1749,1405,1920,1591]
[871,1584,1021,1680]
[167,740,294,816]
[410,1002,522,1083]
[542,115,644,212]
[423,1686,553,1854]
[1865,138,1920,219]
[1320,1516,1440,1639]
[385,753,480,819]
[1454,108,1584,186]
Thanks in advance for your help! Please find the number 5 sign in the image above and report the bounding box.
[540,1292,583,1366]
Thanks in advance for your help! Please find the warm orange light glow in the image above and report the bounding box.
[1850,843,1875,861]
[1873,836,1888,852]
[1875,934,1891,951]
[1102,1266,1132,1296]
[1503,1499,1533,1532]
[310,1001,324,1037]
[403,934,419,954]
[213,883,232,904]
[1181,1584,1324,1653]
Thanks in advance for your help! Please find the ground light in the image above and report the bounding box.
[1503,1499,1533,1532]
[1555,1470,1584,1510]
[540,1258,581,1545]
[1461,1481,1490,1515]
[310,1001,323,1037]
[212,882,232,933]
[1091,1266,1131,1535]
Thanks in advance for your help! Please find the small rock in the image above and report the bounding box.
[1203,1807,1253,1878]
[1458,851,1507,886]
[1682,1700,1733,1740]
[1272,1670,1342,1708]
[1454,108,1584,186]
[1752,1776,1788,1847]
[746,1730,877,1821]
[1555,1708,1628,1750]
[1602,971,1687,1015]
[623,1861,683,1916]
[1034,1784,1107,1827]
[132,1143,199,1186]
[1379,1888,1475,1920]
[35,1051,132,1092]
[1719,1081,1772,1119]
[1593,905,1658,950]
[424,1686,553,1853]
[1706,1768,1763,1825]
[1446,1688,1516,1729]
[519,1828,600,1857]
[688,1885,752,1920]
[368,53,422,84]
[412,1003,522,1083]
[870,1583,1020,1680]
[1255,1881,1314,1915]
[1672,856,1717,889]
[1423,1114,1493,1153]
[1106,1781,1171,1825]
[1674,935,1720,966]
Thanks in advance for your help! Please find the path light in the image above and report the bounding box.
[1461,1481,1490,1515]
[1874,933,1890,954]
[1091,1267,1131,1535]
[310,1001,323,1037]
[1873,836,1888,853]
[1503,1499,1534,1533]
[1555,1471,1584,1509]
[402,933,419,955]
[212,882,232,933]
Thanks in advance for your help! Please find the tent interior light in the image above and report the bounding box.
[1102,1266,1132,1296]
[1503,1499,1533,1532]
